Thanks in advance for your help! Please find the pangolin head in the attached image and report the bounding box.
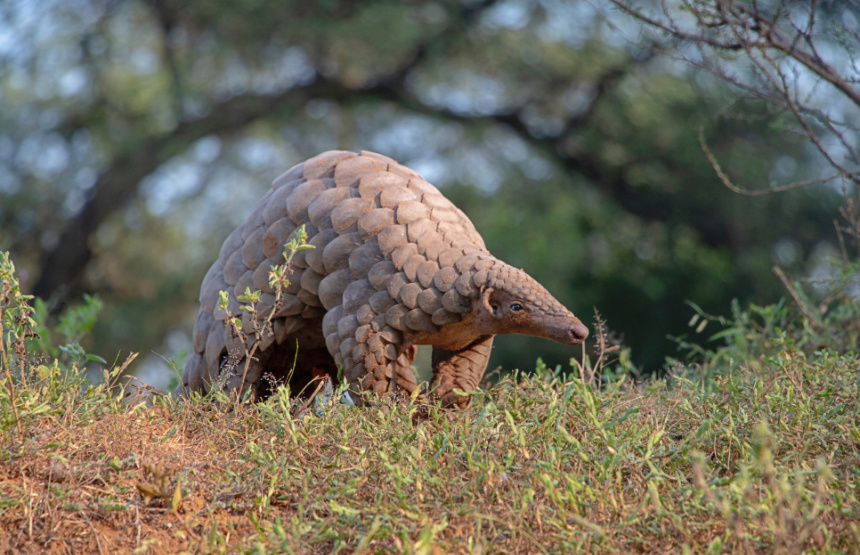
[476,261,588,345]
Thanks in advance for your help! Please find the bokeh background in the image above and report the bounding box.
[0,0,855,389]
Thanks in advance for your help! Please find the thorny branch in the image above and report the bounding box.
[609,0,860,192]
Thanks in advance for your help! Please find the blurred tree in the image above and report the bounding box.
[607,0,859,240]
[0,0,852,383]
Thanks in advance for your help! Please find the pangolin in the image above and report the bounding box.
[178,150,588,408]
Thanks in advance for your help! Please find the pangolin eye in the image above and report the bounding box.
[510,303,523,312]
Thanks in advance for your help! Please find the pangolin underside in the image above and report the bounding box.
[178,150,588,408]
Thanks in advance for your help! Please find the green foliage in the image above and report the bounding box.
[0,252,35,435]
[29,295,105,365]
[0,251,131,437]
[670,259,860,375]
[0,252,36,358]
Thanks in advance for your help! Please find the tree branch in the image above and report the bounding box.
[33,0,502,300]
[607,0,860,195]
[145,0,185,120]
[34,80,329,299]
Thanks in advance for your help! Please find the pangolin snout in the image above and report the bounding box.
[568,322,589,344]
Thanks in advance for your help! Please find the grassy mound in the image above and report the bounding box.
[2,253,859,553]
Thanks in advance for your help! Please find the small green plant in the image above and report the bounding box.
[567,309,638,387]
[215,225,315,407]
[0,251,35,435]
[669,259,860,380]
[28,295,106,365]
[0,251,133,438]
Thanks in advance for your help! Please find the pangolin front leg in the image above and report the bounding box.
[334,325,418,403]
[323,302,419,404]
[430,335,494,408]
[394,345,419,395]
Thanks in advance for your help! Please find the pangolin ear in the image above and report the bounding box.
[481,287,499,318]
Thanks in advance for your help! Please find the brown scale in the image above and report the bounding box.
[177,150,589,408]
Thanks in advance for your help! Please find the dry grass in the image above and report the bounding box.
[1,346,859,554]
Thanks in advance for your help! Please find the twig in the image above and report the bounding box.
[293,377,327,418]
[135,505,142,548]
[699,127,842,195]
[772,266,820,329]
[611,0,860,199]
[834,219,849,263]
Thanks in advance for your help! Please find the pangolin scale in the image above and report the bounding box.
[178,150,588,407]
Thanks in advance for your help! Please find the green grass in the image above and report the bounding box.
[2,346,859,552]
[2,252,860,553]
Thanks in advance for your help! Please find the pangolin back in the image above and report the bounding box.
[181,150,505,399]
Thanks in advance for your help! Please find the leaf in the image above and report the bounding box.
[160,425,178,442]
[171,481,183,513]
[329,500,359,516]
[605,407,640,429]
[136,483,165,503]
[557,425,581,446]
[85,353,107,364]
[218,290,229,311]
[708,327,741,341]
[504,409,519,435]
[353,516,383,553]
[237,287,261,303]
